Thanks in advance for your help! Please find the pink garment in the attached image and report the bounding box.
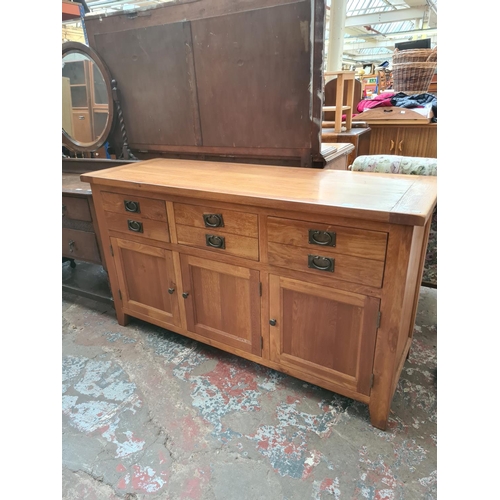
[357,93,394,113]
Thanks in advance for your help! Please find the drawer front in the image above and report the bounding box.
[176,225,258,261]
[62,228,101,263]
[174,202,258,238]
[268,241,385,287]
[62,196,92,222]
[101,191,167,222]
[104,211,170,242]
[267,217,387,261]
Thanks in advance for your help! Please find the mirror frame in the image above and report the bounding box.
[62,41,114,153]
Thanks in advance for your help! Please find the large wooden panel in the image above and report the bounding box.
[93,22,199,147]
[269,275,380,395]
[191,1,312,148]
[181,255,261,355]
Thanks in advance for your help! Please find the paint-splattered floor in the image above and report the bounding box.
[62,273,437,500]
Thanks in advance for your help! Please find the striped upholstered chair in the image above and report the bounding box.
[349,155,437,288]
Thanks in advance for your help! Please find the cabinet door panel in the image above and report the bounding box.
[269,275,379,395]
[111,237,181,327]
[368,126,399,155]
[181,255,261,355]
[398,127,437,158]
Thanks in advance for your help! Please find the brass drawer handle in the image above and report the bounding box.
[205,234,225,249]
[124,200,140,213]
[308,255,335,272]
[308,229,336,247]
[203,213,224,228]
[127,220,143,233]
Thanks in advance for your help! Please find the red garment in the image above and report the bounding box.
[356,93,394,113]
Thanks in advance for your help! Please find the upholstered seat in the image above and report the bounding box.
[350,155,437,287]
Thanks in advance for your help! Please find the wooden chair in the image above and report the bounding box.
[349,154,437,288]
[323,75,362,130]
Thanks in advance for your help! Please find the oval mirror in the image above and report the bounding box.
[62,42,114,152]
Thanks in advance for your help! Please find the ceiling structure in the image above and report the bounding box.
[62,0,437,68]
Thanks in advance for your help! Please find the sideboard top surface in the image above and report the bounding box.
[81,159,437,226]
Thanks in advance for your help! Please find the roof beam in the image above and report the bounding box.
[344,28,437,47]
[345,7,428,27]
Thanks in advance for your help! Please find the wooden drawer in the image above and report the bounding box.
[176,225,258,261]
[267,216,387,287]
[173,202,258,238]
[101,191,167,222]
[62,195,92,222]
[62,228,101,263]
[104,211,170,242]
[268,241,384,287]
[267,217,387,261]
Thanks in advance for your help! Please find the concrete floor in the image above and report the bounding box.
[62,262,437,500]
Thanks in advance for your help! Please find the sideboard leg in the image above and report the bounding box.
[369,401,390,431]
[116,310,130,326]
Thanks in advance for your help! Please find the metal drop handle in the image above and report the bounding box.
[124,200,140,213]
[203,213,224,228]
[206,234,225,249]
[309,229,336,247]
[127,220,143,233]
[308,255,335,273]
[78,115,85,120]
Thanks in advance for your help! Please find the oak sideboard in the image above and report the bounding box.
[82,159,437,430]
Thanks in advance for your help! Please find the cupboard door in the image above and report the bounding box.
[398,126,437,158]
[368,126,399,155]
[110,237,181,327]
[269,275,379,396]
[180,255,261,355]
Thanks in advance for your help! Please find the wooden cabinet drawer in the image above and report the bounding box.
[101,191,167,221]
[267,217,387,261]
[267,217,387,287]
[104,211,170,242]
[62,228,101,263]
[176,225,258,261]
[62,196,92,222]
[173,202,258,238]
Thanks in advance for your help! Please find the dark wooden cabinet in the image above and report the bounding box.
[62,177,103,266]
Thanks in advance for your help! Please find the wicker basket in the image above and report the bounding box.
[392,61,437,95]
[393,47,437,64]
